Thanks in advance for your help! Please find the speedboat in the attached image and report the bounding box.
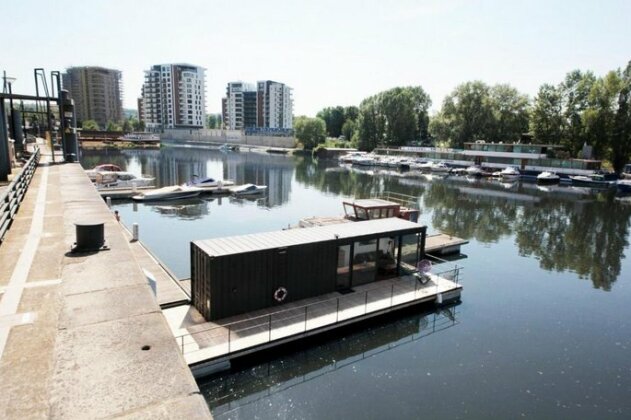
[465,165,484,177]
[353,156,377,166]
[617,179,631,194]
[85,164,123,182]
[430,162,451,173]
[570,173,616,189]
[232,183,268,196]
[338,152,367,164]
[132,185,202,202]
[95,171,155,189]
[185,175,235,189]
[500,166,521,180]
[536,171,560,185]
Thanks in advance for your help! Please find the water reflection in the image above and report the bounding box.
[143,198,209,220]
[199,303,460,418]
[81,148,631,290]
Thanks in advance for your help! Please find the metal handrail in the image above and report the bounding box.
[0,147,40,244]
[176,262,462,355]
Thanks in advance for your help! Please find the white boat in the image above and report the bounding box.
[338,151,366,164]
[430,162,451,173]
[185,176,235,189]
[132,185,202,202]
[536,171,560,184]
[85,163,123,182]
[353,156,377,166]
[118,133,160,142]
[95,171,155,189]
[232,183,268,196]
[465,165,484,176]
[500,166,521,180]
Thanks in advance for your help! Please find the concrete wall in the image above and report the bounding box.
[163,128,295,148]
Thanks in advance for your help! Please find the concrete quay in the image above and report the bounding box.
[0,147,211,418]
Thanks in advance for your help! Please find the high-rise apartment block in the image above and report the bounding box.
[62,66,123,128]
[222,80,293,130]
[142,63,206,130]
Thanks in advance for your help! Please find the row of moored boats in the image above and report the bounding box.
[85,164,267,201]
[338,152,631,192]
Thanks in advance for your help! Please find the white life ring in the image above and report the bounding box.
[274,287,288,302]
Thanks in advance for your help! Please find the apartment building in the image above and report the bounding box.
[223,80,293,130]
[142,63,206,130]
[62,66,123,127]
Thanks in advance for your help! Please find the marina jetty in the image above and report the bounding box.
[0,143,211,418]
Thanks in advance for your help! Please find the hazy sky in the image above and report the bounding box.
[3,0,630,116]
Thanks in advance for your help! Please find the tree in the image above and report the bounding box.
[430,81,494,147]
[207,114,221,129]
[488,84,530,142]
[316,106,346,137]
[106,120,122,132]
[356,86,432,150]
[341,119,357,143]
[560,70,596,156]
[531,84,565,144]
[294,116,326,150]
[609,61,631,174]
[583,71,623,159]
[122,118,132,133]
[82,120,99,130]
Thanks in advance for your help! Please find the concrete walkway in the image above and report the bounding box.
[0,145,211,419]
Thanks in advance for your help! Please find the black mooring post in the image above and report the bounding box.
[59,90,78,162]
[0,99,11,181]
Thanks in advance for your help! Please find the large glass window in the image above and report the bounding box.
[377,237,399,280]
[352,239,377,286]
[336,245,351,290]
[400,233,420,270]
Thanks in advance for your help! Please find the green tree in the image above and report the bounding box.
[207,114,221,129]
[609,61,631,174]
[106,120,122,132]
[560,70,596,156]
[430,81,494,147]
[583,71,623,159]
[341,119,357,143]
[316,106,346,137]
[82,119,99,130]
[122,118,132,133]
[294,116,326,150]
[531,84,565,144]
[488,84,530,142]
[344,106,359,122]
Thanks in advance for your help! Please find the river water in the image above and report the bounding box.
[82,145,631,419]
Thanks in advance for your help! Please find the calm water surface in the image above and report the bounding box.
[82,146,631,419]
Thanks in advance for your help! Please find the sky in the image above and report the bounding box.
[2,0,630,117]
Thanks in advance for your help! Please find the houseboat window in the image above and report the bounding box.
[368,208,381,219]
[355,207,368,220]
[400,233,420,269]
[343,203,356,218]
[336,244,351,290]
[352,239,377,286]
[387,208,395,217]
[377,237,398,280]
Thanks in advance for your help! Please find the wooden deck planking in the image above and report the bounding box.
[425,233,469,255]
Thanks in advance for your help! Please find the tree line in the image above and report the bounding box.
[294,60,631,173]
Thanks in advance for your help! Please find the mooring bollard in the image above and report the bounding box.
[132,223,139,241]
[106,196,112,208]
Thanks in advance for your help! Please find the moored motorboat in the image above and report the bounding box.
[536,171,560,185]
[616,179,631,194]
[95,171,155,189]
[430,162,451,173]
[132,185,202,202]
[184,175,235,189]
[569,173,616,189]
[465,165,484,177]
[85,163,123,182]
[231,183,268,196]
[500,166,521,180]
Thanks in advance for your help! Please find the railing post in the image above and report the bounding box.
[268,314,272,342]
[364,290,368,315]
[390,283,394,307]
[335,298,340,323]
[228,326,231,353]
[304,306,308,332]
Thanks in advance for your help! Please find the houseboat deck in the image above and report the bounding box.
[164,270,462,375]
[425,234,469,255]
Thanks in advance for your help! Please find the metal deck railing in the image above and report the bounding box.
[175,262,462,361]
[0,147,40,244]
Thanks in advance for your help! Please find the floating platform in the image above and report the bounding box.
[425,233,469,255]
[163,269,462,378]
